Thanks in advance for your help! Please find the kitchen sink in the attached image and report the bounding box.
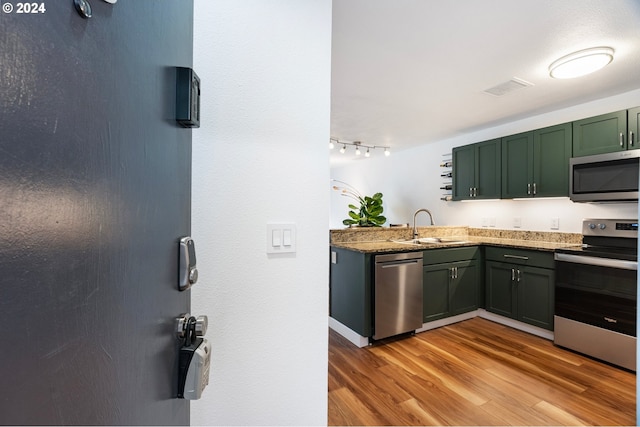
[391,237,471,246]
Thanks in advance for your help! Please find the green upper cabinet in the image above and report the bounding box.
[629,106,640,150]
[501,132,533,199]
[572,110,629,156]
[452,144,475,200]
[501,123,572,198]
[452,138,501,200]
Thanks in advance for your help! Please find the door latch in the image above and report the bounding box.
[179,237,198,291]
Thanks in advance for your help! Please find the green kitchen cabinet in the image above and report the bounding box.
[572,109,635,157]
[329,247,373,337]
[452,138,501,200]
[629,106,640,149]
[423,247,481,323]
[485,247,554,330]
[501,123,572,198]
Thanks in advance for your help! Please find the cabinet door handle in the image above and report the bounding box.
[533,183,537,195]
[511,268,515,281]
[604,316,618,323]
[527,183,531,195]
[504,254,529,260]
[620,132,624,147]
[454,267,458,279]
[474,187,477,197]
[630,131,635,147]
[469,187,473,198]
[517,269,521,282]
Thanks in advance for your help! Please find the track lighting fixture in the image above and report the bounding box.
[329,138,391,158]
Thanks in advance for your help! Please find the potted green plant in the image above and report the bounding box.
[332,180,386,227]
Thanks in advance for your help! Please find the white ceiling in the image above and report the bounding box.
[330,0,640,166]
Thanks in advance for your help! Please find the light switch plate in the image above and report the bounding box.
[267,223,296,254]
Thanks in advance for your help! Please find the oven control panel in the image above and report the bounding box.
[583,219,638,238]
[616,222,638,231]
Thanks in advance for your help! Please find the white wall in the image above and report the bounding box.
[191,1,331,425]
[331,89,640,233]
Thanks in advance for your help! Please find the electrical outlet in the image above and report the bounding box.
[482,218,489,227]
[489,217,496,227]
[513,217,522,228]
[551,217,560,230]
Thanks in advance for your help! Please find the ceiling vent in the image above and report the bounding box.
[483,77,533,97]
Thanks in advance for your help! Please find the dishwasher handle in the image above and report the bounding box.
[379,259,421,268]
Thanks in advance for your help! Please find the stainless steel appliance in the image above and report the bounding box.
[569,150,640,202]
[373,252,423,340]
[554,219,637,370]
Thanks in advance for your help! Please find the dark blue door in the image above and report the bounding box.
[0,1,193,424]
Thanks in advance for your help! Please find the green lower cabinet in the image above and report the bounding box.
[329,247,373,337]
[423,258,479,323]
[517,266,555,330]
[485,260,554,330]
[485,261,517,318]
[423,264,451,322]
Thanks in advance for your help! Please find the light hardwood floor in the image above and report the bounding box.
[328,317,636,426]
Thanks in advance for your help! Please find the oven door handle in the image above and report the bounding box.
[554,253,638,271]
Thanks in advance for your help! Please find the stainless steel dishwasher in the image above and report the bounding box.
[373,252,423,340]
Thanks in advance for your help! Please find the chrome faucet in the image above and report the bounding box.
[412,209,434,240]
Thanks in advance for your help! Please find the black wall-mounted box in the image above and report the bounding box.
[176,67,200,128]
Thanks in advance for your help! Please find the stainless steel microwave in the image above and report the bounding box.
[570,150,640,202]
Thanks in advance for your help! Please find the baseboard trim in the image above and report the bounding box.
[416,310,478,333]
[329,309,554,347]
[478,309,554,340]
[329,317,369,348]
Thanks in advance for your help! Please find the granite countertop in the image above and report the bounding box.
[329,226,582,254]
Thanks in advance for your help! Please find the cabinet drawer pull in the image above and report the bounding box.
[503,254,529,260]
[620,132,624,147]
[604,317,618,323]
[630,131,635,147]
[527,183,531,195]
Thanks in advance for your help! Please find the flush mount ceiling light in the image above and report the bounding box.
[549,47,614,79]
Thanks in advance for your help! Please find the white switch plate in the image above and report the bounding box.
[266,223,296,254]
[513,217,522,228]
[551,217,560,230]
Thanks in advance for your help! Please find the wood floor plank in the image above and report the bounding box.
[533,400,590,426]
[416,338,545,408]
[328,387,385,426]
[398,398,449,426]
[328,317,636,426]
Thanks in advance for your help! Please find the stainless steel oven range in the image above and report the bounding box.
[554,219,637,371]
